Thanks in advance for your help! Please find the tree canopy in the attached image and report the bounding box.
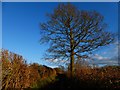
[40,3,114,76]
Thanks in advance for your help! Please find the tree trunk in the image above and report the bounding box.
[70,50,74,77]
[70,28,75,77]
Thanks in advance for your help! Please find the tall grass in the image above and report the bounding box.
[1,49,57,89]
[1,49,120,89]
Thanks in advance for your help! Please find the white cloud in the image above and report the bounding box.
[47,58,59,63]
[89,54,118,66]
[92,54,109,60]
[102,52,107,55]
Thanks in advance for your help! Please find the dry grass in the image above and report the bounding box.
[1,49,57,89]
[1,49,120,89]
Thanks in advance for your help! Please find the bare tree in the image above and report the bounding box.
[40,3,114,77]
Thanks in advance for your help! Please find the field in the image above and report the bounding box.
[1,50,120,89]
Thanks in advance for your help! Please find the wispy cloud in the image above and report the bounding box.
[92,54,109,60]
[89,54,118,66]
[93,41,119,66]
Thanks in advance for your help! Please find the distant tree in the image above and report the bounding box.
[40,3,114,77]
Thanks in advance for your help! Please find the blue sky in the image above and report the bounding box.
[2,2,118,67]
